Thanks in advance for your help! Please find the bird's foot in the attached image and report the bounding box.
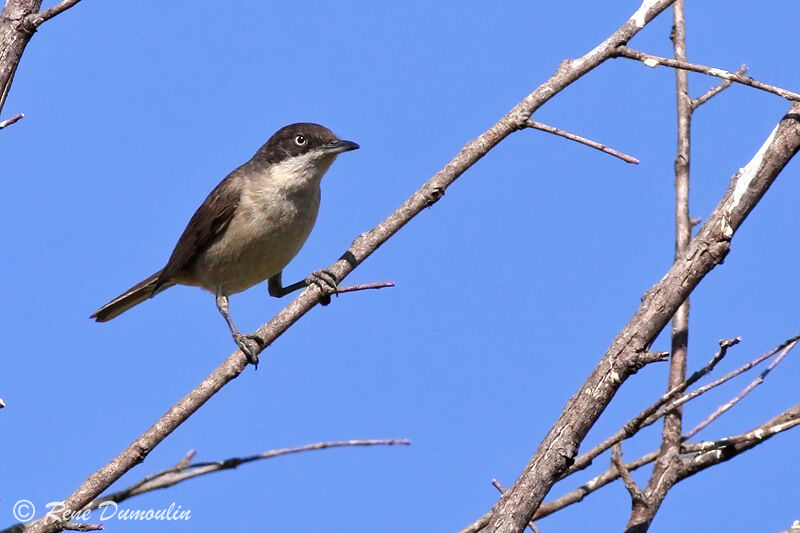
[306,269,338,306]
[233,333,264,368]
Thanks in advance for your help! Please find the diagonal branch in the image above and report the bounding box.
[563,337,738,478]
[679,404,800,477]
[80,439,410,512]
[683,338,799,439]
[663,334,799,416]
[535,450,659,520]
[611,444,644,503]
[490,480,540,533]
[533,402,800,521]
[0,111,23,130]
[616,46,800,102]
[524,119,639,164]
[474,100,800,533]
[0,0,83,119]
[692,65,748,110]
[25,0,83,27]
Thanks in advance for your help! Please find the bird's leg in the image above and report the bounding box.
[215,290,262,367]
[268,270,338,305]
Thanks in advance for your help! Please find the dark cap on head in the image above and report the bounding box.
[255,123,359,164]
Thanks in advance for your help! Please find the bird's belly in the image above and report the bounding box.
[189,200,318,295]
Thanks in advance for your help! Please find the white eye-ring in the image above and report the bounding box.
[295,135,307,146]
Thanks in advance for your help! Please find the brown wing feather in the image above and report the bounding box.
[155,171,242,291]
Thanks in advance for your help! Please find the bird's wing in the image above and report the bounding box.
[155,173,241,291]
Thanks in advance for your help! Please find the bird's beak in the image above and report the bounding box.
[321,139,359,154]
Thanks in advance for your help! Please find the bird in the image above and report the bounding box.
[91,123,359,365]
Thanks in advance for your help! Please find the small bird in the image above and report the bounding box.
[91,123,359,364]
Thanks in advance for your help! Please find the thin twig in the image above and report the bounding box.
[491,479,505,493]
[0,112,24,130]
[82,439,410,511]
[26,0,83,27]
[524,119,639,164]
[563,337,738,477]
[680,405,800,477]
[692,65,748,109]
[535,451,659,520]
[684,410,800,453]
[538,404,800,522]
[616,46,800,102]
[611,444,644,502]
[662,335,800,416]
[335,281,395,295]
[536,405,800,521]
[683,338,799,439]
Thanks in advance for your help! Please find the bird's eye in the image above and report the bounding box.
[295,135,307,146]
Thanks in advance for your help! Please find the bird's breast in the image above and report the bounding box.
[192,182,321,295]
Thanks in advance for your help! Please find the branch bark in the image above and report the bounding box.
[533,401,800,521]
[0,0,83,118]
[0,0,42,116]
[684,338,798,439]
[563,337,738,479]
[471,100,800,533]
[624,5,691,529]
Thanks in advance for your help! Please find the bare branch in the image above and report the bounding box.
[0,57,20,118]
[616,46,800,102]
[624,6,693,529]
[0,112,24,130]
[480,107,800,530]
[524,119,639,164]
[82,439,410,511]
[335,281,395,295]
[490,480,540,533]
[611,444,644,503]
[1,1,39,117]
[535,451,659,520]
[692,65,748,110]
[468,8,800,533]
[491,479,506,493]
[684,338,799,439]
[1,0,83,118]
[663,335,800,415]
[26,0,83,27]
[536,402,800,523]
[563,337,737,477]
[680,404,800,477]
[172,449,196,470]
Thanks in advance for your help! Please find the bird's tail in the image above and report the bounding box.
[91,270,172,322]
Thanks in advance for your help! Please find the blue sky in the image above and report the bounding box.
[2,1,799,531]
